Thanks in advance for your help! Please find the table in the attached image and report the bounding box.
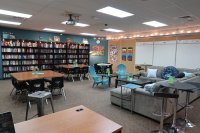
[160,81,198,128]
[59,64,88,69]
[11,70,64,81]
[115,78,152,88]
[15,105,122,133]
[101,73,118,87]
[121,84,141,113]
[97,63,111,74]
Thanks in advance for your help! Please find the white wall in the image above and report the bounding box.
[176,39,200,69]
[136,42,154,65]
[136,39,200,69]
[153,41,176,66]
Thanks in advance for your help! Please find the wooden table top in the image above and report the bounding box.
[59,64,88,69]
[15,105,122,133]
[11,70,64,81]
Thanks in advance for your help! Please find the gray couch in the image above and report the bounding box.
[110,66,200,121]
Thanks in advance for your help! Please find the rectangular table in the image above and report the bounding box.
[15,105,122,133]
[101,73,118,87]
[115,78,152,88]
[59,64,88,69]
[11,70,64,81]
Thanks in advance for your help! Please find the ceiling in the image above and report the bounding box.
[0,0,200,37]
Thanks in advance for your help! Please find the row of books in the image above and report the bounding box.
[2,48,21,53]
[22,42,37,47]
[54,49,66,53]
[3,66,21,71]
[54,60,66,64]
[79,55,89,58]
[39,60,53,64]
[2,40,20,47]
[22,60,38,65]
[54,43,66,48]
[39,55,53,59]
[3,61,20,65]
[40,43,53,48]
[54,55,66,59]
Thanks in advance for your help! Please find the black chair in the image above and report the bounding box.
[46,77,66,100]
[135,65,145,71]
[80,66,90,80]
[0,112,15,133]
[68,67,82,82]
[27,79,45,93]
[94,63,102,74]
[53,65,61,73]
[10,77,28,96]
[105,63,113,74]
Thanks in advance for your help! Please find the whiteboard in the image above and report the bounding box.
[153,41,176,66]
[176,39,200,69]
[135,42,154,65]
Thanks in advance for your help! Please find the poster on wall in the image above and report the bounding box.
[127,47,133,61]
[91,45,104,56]
[109,45,118,62]
[122,47,127,61]
[54,36,60,42]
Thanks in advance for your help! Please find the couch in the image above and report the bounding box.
[110,66,200,121]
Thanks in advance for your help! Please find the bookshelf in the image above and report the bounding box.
[54,42,67,65]
[1,39,90,79]
[38,41,54,70]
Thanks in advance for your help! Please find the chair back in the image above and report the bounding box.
[51,77,64,89]
[89,66,98,77]
[116,64,127,78]
[0,112,15,133]
[27,79,44,92]
[11,77,28,91]
[94,63,102,74]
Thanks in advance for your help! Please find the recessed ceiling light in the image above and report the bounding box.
[104,28,124,33]
[43,28,64,33]
[0,9,32,18]
[143,21,167,27]
[96,6,134,18]
[80,33,96,36]
[0,20,21,25]
[61,21,89,27]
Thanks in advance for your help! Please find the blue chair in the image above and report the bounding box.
[89,66,108,89]
[116,64,128,79]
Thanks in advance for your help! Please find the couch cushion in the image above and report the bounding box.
[147,69,157,78]
[140,76,164,82]
[148,66,164,78]
[110,87,132,100]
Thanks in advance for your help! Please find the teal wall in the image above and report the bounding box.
[0,26,108,79]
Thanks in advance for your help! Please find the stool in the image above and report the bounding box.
[151,92,179,133]
[25,91,55,120]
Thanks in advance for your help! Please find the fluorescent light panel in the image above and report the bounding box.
[61,21,89,27]
[104,28,124,33]
[80,33,96,36]
[0,9,32,18]
[143,21,167,27]
[0,20,21,25]
[43,28,64,33]
[96,6,134,18]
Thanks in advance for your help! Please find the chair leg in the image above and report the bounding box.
[25,100,30,120]
[46,99,48,104]
[10,87,15,96]
[61,88,67,100]
[72,75,74,82]
[49,96,55,113]
[92,82,95,88]
[87,74,90,80]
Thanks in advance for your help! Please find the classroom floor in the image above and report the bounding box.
[0,79,200,133]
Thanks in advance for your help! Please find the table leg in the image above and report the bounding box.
[131,90,133,114]
[109,77,111,87]
[115,79,118,88]
[121,86,122,109]
[37,99,45,117]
